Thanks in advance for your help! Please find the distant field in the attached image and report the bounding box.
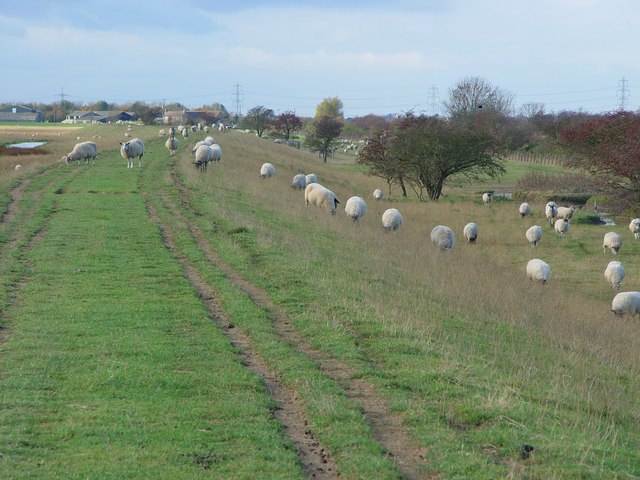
[0,124,638,479]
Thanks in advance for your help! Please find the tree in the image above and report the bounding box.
[272,111,302,140]
[357,114,506,201]
[315,97,344,120]
[130,101,162,125]
[560,111,640,213]
[305,115,343,163]
[243,105,274,137]
[443,76,514,118]
[356,132,408,197]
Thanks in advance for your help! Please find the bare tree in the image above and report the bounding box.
[443,76,514,118]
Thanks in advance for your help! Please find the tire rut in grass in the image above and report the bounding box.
[164,171,428,479]
[144,195,338,480]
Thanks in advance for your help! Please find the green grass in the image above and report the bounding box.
[1,125,639,478]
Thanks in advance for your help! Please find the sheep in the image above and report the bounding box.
[291,174,307,190]
[431,225,456,251]
[304,182,322,204]
[120,138,144,168]
[14,164,22,172]
[519,202,531,218]
[526,259,551,284]
[305,173,318,185]
[168,126,176,136]
[526,225,543,247]
[545,201,558,225]
[611,291,640,315]
[382,208,403,232]
[603,232,623,255]
[218,123,227,132]
[629,218,640,240]
[260,163,276,178]
[307,185,340,215]
[482,192,493,205]
[209,144,222,165]
[204,136,216,145]
[192,141,210,155]
[158,129,166,136]
[373,188,384,200]
[604,261,625,289]
[463,222,478,243]
[63,141,98,166]
[190,125,197,133]
[557,205,576,220]
[203,126,210,133]
[554,218,570,238]
[345,196,367,222]
[165,136,179,157]
[181,128,189,138]
[194,144,213,171]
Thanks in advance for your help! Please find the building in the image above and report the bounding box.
[0,105,44,122]
[63,110,135,124]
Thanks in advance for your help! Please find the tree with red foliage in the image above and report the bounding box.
[560,111,640,213]
[272,111,302,140]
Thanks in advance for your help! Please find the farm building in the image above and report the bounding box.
[64,111,135,124]
[0,105,44,122]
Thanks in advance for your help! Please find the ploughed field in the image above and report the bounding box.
[0,123,638,479]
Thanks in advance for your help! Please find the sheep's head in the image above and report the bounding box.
[62,155,71,165]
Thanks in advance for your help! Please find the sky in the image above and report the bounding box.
[1,0,638,118]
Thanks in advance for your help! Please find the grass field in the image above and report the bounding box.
[0,123,639,479]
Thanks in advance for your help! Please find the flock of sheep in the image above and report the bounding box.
[60,129,640,318]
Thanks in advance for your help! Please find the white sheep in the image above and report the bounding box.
[14,164,22,172]
[345,196,367,222]
[629,218,640,240]
[526,259,551,284]
[204,136,216,145]
[603,232,623,255]
[210,144,222,164]
[260,163,276,178]
[430,225,456,251]
[168,126,176,136]
[291,174,307,190]
[203,126,210,133]
[194,144,213,171]
[482,192,493,205]
[382,208,403,232]
[120,138,144,168]
[191,140,209,154]
[519,202,531,218]
[218,123,227,132]
[526,225,543,247]
[181,128,189,138]
[165,136,179,157]
[604,261,625,289]
[463,222,478,243]
[373,189,384,200]
[63,141,98,166]
[307,185,340,215]
[545,201,558,225]
[554,218,570,238]
[611,291,640,315]
[304,183,322,204]
[305,173,318,185]
[557,205,576,220]
[158,129,166,136]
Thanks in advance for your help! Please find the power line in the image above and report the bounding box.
[427,84,439,115]
[231,82,243,119]
[617,77,630,110]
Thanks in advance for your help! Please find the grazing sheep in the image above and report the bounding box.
[194,144,213,171]
[304,182,322,204]
[345,196,367,222]
[557,205,576,220]
[431,225,456,251]
[218,123,227,132]
[191,140,209,154]
[611,291,640,315]
[204,136,216,145]
[519,202,531,218]
[604,261,625,289]
[190,125,197,133]
[482,192,493,205]
[545,201,558,225]
[382,208,403,232]
[603,232,623,255]
[168,126,176,136]
[165,136,179,156]
[203,126,210,133]
[210,144,222,164]
[305,173,318,185]
[158,129,166,136]
[292,174,307,190]
[181,128,189,138]
[14,164,22,172]
[526,225,543,247]
[120,138,144,168]
[260,162,276,178]
[63,141,98,166]
[307,186,340,215]
[629,218,640,240]
[373,188,384,200]
[554,218,570,238]
[527,259,551,284]
[463,222,478,243]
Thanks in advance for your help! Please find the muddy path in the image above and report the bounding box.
[163,165,428,479]
[144,195,338,479]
